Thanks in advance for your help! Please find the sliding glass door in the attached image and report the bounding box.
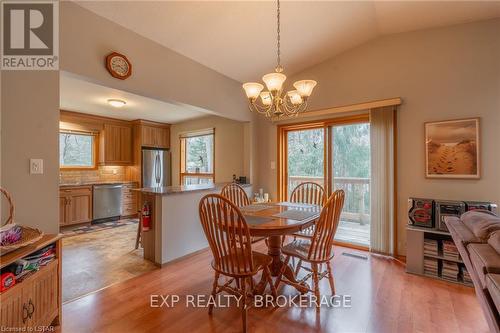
[286,128,325,198]
[331,123,371,247]
[279,116,371,248]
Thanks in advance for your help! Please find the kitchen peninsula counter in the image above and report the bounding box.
[135,182,253,266]
[135,182,252,196]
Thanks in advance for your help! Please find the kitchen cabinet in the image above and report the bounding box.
[121,182,138,217]
[100,123,133,165]
[59,186,92,226]
[0,236,61,329]
[135,121,170,149]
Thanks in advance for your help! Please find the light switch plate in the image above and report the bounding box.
[270,161,276,170]
[30,159,44,174]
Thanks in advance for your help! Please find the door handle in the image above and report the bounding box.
[22,303,28,323]
[28,299,35,318]
[155,154,161,185]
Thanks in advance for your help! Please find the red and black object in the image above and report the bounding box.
[0,272,16,292]
[465,201,497,214]
[142,202,151,232]
[408,198,434,228]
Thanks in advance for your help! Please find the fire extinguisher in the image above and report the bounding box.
[142,202,151,231]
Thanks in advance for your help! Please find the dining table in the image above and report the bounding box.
[240,201,322,293]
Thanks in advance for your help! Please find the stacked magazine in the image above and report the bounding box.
[443,240,460,261]
[424,257,438,277]
[423,238,438,256]
[14,244,56,282]
[442,260,459,282]
[462,266,473,286]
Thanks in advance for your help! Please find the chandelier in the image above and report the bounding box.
[242,0,317,119]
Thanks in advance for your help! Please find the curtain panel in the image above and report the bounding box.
[369,106,396,255]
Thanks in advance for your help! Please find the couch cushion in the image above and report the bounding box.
[489,231,500,255]
[468,243,500,288]
[462,210,500,241]
[445,216,482,246]
[486,274,500,314]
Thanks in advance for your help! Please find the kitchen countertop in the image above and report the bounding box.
[134,183,252,196]
[59,180,138,187]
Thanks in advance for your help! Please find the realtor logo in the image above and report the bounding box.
[1,0,59,70]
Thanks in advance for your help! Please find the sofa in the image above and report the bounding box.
[446,210,500,333]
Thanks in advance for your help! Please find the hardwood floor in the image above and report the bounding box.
[60,243,488,333]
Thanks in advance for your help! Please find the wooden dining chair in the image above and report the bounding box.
[290,182,326,206]
[221,183,251,207]
[289,182,326,243]
[221,183,265,244]
[199,194,277,332]
[275,190,345,307]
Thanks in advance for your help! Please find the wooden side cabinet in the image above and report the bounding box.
[121,182,138,217]
[100,123,133,165]
[0,235,62,330]
[135,120,170,149]
[60,186,92,226]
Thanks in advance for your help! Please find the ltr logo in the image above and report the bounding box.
[1,1,58,70]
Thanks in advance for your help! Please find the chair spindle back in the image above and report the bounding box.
[290,182,326,206]
[221,183,251,208]
[308,190,345,262]
[199,194,254,275]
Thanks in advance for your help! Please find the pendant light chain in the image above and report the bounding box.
[276,0,282,72]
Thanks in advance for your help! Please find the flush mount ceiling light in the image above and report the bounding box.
[107,99,127,108]
[242,0,317,119]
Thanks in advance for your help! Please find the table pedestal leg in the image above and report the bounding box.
[266,235,309,293]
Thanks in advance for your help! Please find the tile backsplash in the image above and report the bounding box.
[60,166,129,184]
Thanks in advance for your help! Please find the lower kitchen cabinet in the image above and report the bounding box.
[59,186,93,226]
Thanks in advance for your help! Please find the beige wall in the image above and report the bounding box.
[170,115,248,186]
[60,2,249,122]
[1,71,60,233]
[255,18,500,255]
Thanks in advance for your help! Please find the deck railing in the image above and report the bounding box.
[288,175,370,225]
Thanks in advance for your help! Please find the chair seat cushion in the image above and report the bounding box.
[468,243,500,288]
[486,274,500,314]
[282,239,312,261]
[462,210,500,241]
[292,225,315,238]
[488,231,500,255]
[212,250,272,275]
[282,239,334,262]
[445,216,482,246]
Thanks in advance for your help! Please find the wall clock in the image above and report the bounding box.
[105,52,132,80]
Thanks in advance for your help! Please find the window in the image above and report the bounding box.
[180,129,214,185]
[59,132,97,169]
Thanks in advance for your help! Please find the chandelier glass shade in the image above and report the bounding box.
[242,0,317,119]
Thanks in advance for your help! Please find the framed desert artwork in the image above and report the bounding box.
[425,118,480,179]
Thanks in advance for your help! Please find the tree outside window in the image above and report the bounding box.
[180,132,214,185]
[59,132,96,169]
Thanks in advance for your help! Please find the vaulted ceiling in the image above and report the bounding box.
[76,1,500,83]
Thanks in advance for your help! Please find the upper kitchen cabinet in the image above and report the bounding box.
[99,123,133,165]
[134,120,170,149]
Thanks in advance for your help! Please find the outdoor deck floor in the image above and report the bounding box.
[335,219,370,246]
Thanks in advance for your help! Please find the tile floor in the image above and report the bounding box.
[62,222,157,302]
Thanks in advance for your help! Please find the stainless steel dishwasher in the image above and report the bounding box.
[93,184,123,221]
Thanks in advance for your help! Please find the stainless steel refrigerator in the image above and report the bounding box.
[142,148,171,188]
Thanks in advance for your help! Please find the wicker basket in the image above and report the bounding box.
[0,187,44,256]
